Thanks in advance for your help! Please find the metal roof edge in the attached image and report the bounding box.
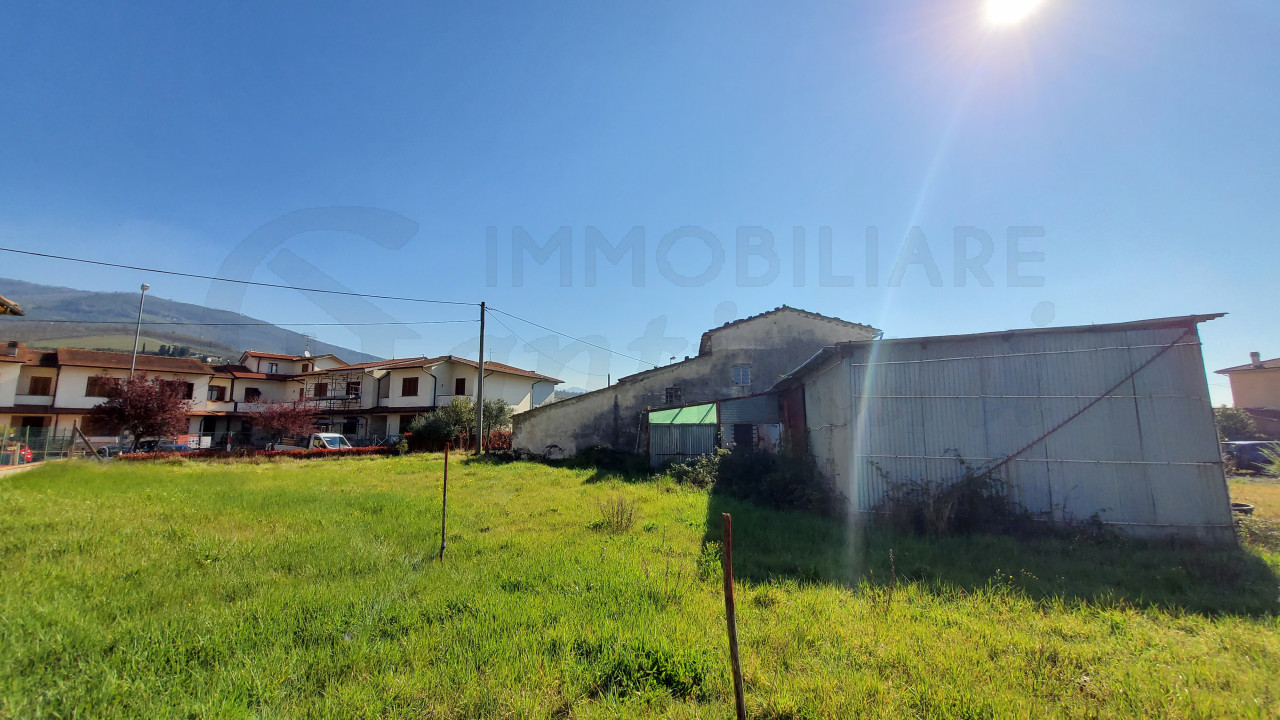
[769,314,1225,389]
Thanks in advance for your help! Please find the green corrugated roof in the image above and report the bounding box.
[649,403,717,425]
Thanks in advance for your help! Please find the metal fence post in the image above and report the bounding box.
[722,512,746,719]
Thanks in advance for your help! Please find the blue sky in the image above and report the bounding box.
[1,1,1276,402]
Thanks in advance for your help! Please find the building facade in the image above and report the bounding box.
[1215,352,1280,438]
[512,306,879,457]
[0,341,558,445]
[771,314,1233,541]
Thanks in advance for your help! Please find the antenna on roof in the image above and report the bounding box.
[303,334,314,357]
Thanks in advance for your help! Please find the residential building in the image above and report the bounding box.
[294,355,560,437]
[0,341,559,445]
[0,341,215,437]
[1215,352,1280,437]
[512,306,879,457]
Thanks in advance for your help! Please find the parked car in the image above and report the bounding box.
[1222,440,1280,474]
[273,433,354,451]
[133,439,191,453]
[2,442,35,464]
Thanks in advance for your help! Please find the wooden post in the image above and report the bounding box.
[722,512,746,719]
[73,422,103,463]
[439,442,450,562]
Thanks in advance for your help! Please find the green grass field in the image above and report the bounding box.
[2,457,1278,719]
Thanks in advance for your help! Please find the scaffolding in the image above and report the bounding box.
[300,370,367,413]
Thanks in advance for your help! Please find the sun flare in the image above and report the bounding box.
[984,0,1044,26]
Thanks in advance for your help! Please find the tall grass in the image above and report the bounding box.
[0,457,1277,718]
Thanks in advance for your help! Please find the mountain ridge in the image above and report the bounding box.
[0,278,381,364]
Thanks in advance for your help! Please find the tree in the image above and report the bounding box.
[482,398,514,431]
[249,401,319,445]
[87,373,191,449]
[403,397,514,451]
[1214,405,1262,441]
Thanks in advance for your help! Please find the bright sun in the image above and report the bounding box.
[984,0,1045,26]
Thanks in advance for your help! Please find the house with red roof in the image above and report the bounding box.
[0,340,559,446]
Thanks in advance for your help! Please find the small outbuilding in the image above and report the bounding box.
[772,314,1234,542]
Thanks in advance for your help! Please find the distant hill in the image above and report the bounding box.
[552,387,589,402]
[0,278,381,364]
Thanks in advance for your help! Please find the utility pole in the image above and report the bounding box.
[130,283,150,379]
[475,301,485,454]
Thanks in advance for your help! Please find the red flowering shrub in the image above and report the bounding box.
[486,430,512,452]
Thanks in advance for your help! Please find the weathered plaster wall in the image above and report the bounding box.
[513,310,877,457]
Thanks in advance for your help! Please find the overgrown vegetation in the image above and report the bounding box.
[1215,404,1264,440]
[871,452,1059,537]
[667,448,845,514]
[1,458,1277,718]
[592,495,638,533]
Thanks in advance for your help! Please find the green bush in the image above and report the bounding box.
[667,448,844,515]
[1215,405,1263,441]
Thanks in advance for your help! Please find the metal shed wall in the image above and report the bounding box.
[804,323,1232,541]
[649,424,718,467]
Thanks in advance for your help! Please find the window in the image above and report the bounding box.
[346,381,361,398]
[178,382,195,400]
[85,376,121,397]
[732,364,751,386]
[27,376,52,396]
[208,385,227,402]
[313,382,328,398]
[267,362,278,373]
[244,387,262,402]
[454,377,466,396]
[664,386,682,404]
[402,376,419,397]
[301,363,312,373]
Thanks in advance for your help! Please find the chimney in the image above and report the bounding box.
[1250,351,1263,368]
[5,341,17,357]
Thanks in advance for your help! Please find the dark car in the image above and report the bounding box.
[1222,440,1280,473]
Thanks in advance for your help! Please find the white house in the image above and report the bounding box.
[296,355,560,436]
[0,341,216,439]
[1,341,558,446]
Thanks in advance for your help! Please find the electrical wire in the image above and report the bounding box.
[0,318,476,327]
[488,312,609,379]
[487,305,656,369]
[0,247,477,307]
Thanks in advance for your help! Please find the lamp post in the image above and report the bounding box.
[130,283,150,379]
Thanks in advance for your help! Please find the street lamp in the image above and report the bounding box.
[130,283,150,379]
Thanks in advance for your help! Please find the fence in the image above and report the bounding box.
[0,427,411,464]
[0,426,102,465]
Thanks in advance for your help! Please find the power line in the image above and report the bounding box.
[0,318,476,327]
[488,312,609,379]
[0,247,477,307]
[487,305,656,369]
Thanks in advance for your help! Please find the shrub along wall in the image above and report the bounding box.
[117,446,395,461]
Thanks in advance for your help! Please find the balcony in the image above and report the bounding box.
[14,394,54,406]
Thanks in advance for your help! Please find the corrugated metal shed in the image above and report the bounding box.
[649,424,718,466]
[719,394,780,424]
[776,314,1234,542]
[650,403,717,425]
